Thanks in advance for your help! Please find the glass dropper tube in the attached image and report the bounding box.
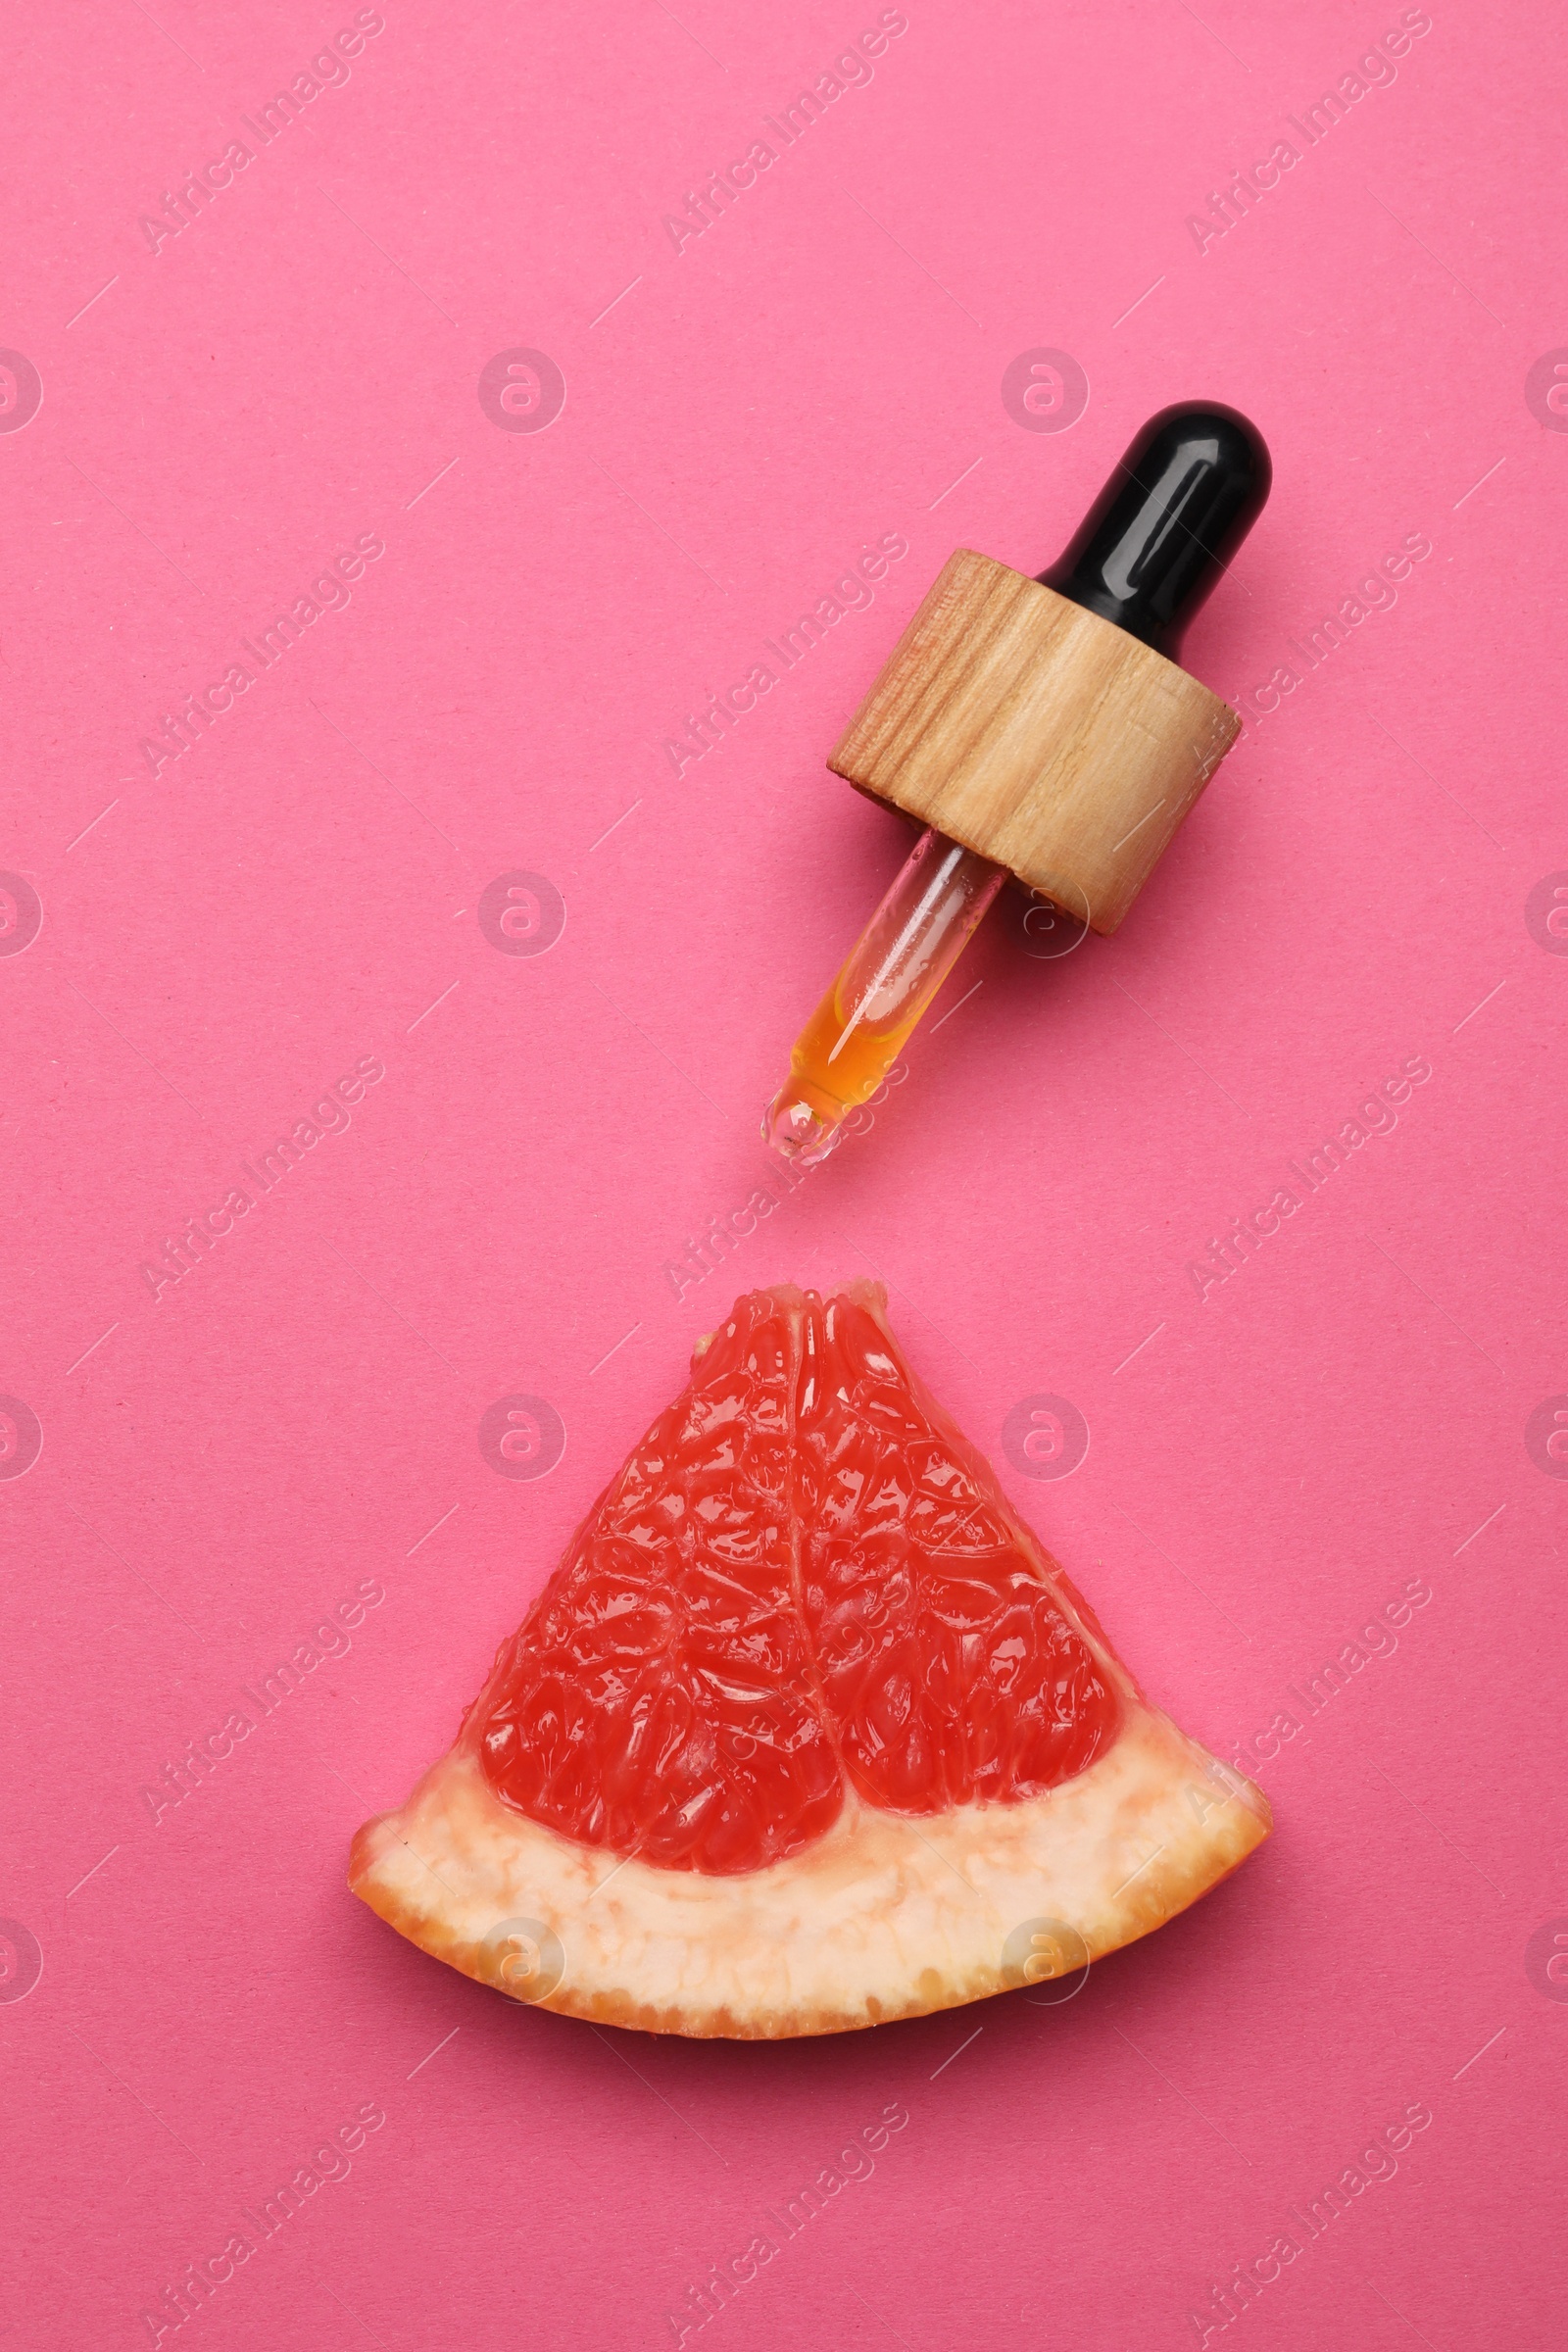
[763,826,1007,1165]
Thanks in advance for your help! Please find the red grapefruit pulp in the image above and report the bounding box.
[352,1284,1269,2035]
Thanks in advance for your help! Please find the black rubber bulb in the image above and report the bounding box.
[1037,400,1271,661]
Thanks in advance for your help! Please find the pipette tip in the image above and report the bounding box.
[762,1085,844,1168]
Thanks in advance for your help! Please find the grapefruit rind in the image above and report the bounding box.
[349,1710,1268,2039]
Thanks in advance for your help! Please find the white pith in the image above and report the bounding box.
[351,1710,1268,2037]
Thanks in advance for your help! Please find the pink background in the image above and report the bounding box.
[3,2,1565,2345]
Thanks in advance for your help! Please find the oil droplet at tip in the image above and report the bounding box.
[762,1089,845,1168]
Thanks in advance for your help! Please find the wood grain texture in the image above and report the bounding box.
[828,549,1241,935]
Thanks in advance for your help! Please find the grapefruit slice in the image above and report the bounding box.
[351,1284,1268,2036]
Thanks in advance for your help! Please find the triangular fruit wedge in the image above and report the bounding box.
[351,1284,1269,2036]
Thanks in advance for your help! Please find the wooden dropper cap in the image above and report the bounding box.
[828,402,1272,935]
